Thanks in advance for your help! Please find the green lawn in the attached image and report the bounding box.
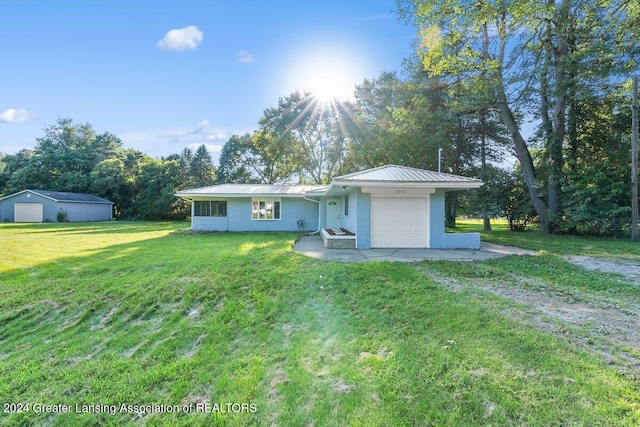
[453,219,640,259]
[1,221,639,426]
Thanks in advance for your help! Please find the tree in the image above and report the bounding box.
[558,91,634,236]
[7,118,123,193]
[467,165,518,221]
[132,159,187,220]
[90,158,127,217]
[249,129,303,184]
[448,78,511,230]
[399,0,640,234]
[348,72,429,168]
[347,70,508,226]
[0,150,34,195]
[259,91,347,183]
[0,153,6,194]
[1,118,214,220]
[398,0,550,230]
[189,145,216,187]
[217,134,260,184]
[175,147,193,190]
[217,129,303,185]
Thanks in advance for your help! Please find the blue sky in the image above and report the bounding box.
[1,0,416,162]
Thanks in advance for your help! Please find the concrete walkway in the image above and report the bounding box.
[293,235,537,263]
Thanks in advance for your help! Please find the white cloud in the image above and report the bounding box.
[0,108,34,123]
[165,121,227,143]
[196,119,211,128]
[157,26,203,51]
[118,120,252,162]
[235,50,256,64]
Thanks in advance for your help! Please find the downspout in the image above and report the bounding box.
[303,194,322,235]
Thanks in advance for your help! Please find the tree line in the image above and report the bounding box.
[2,1,638,236]
[0,118,215,220]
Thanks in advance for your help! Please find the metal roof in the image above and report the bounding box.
[176,165,482,198]
[0,190,113,203]
[176,183,327,197]
[333,164,482,184]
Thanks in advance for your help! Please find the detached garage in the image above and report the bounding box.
[0,190,113,223]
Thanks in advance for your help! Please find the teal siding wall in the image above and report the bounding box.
[191,197,319,232]
[192,215,229,231]
[355,190,371,249]
[429,189,480,249]
[429,190,447,248]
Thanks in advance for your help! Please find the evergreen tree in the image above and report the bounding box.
[189,145,216,187]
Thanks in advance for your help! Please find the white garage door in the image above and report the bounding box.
[14,203,44,222]
[370,197,428,248]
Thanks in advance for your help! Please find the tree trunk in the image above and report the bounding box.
[547,0,570,233]
[483,215,492,231]
[540,46,558,233]
[496,85,550,232]
[489,2,551,232]
[481,24,492,232]
[480,109,491,231]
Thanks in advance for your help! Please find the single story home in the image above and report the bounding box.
[176,164,484,249]
[0,190,114,223]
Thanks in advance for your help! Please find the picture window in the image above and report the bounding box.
[252,198,281,220]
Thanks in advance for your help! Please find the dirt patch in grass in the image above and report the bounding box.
[187,304,202,320]
[121,339,149,358]
[332,379,355,394]
[181,393,210,407]
[90,306,119,331]
[479,280,640,372]
[424,266,640,380]
[184,334,207,359]
[358,346,393,361]
[269,368,290,393]
[564,255,640,285]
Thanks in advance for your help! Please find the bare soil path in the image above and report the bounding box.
[423,255,640,380]
[563,255,640,286]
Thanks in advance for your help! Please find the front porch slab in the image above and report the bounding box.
[294,236,538,263]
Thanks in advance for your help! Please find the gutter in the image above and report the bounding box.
[303,193,322,235]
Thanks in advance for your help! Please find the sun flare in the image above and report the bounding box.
[284,47,364,103]
[307,64,356,103]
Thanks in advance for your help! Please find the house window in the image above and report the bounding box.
[252,198,281,220]
[194,201,227,217]
[344,194,349,216]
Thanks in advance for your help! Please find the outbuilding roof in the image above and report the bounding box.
[0,189,113,204]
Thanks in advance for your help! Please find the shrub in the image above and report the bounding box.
[57,209,69,222]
